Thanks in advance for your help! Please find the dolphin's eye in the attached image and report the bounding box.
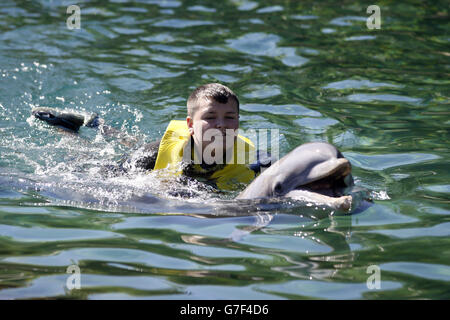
[274,182,283,195]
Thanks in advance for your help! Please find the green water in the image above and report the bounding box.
[0,0,449,299]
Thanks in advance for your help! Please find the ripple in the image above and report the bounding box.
[421,185,450,194]
[112,215,255,240]
[0,224,121,242]
[257,6,284,13]
[0,274,177,299]
[109,77,153,92]
[181,284,281,299]
[299,47,320,55]
[160,9,174,15]
[279,48,309,67]
[333,130,377,147]
[242,104,322,116]
[119,7,148,14]
[202,73,238,83]
[256,279,402,299]
[168,243,269,259]
[241,18,264,24]
[381,262,450,282]
[321,28,336,34]
[139,64,184,79]
[124,0,181,8]
[82,274,176,290]
[227,32,279,56]
[83,7,116,17]
[88,25,117,39]
[329,16,367,26]
[351,204,418,226]
[153,19,215,28]
[418,206,450,216]
[88,61,130,76]
[323,79,401,90]
[4,247,199,269]
[231,0,258,11]
[0,205,51,214]
[111,27,145,35]
[150,54,193,65]
[226,33,308,67]
[140,33,175,43]
[370,222,450,239]
[92,284,280,299]
[238,235,332,253]
[346,94,422,104]
[187,5,216,13]
[291,15,318,20]
[243,85,281,99]
[0,274,67,299]
[345,35,377,41]
[122,49,150,56]
[343,152,440,171]
[202,64,252,73]
[294,117,339,133]
[0,189,24,200]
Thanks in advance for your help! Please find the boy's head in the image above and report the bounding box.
[186,83,240,160]
[187,83,239,118]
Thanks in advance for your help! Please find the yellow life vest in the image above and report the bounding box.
[153,120,256,190]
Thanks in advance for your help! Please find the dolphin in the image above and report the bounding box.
[237,142,355,211]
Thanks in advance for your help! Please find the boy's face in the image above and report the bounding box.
[187,97,239,160]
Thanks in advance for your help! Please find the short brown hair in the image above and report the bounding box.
[187,83,239,117]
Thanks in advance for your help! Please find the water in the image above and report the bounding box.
[0,0,449,299]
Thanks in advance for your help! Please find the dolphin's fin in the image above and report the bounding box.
[32,107,100,132]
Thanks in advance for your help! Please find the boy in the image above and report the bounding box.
[33,83,271,191]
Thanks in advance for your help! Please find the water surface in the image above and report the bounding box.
[0,0,449,299]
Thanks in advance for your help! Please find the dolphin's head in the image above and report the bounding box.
[237,142,354,200]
